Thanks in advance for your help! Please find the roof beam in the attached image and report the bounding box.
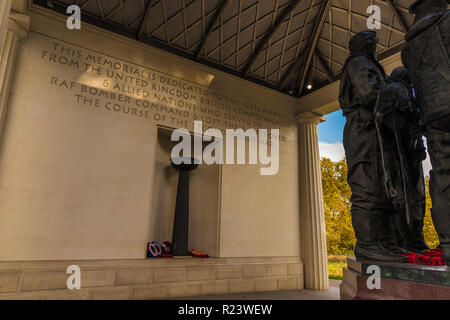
[384,0,409,33]
[314,48,333,82]
[241,0,302,76]
[195,0,230,60]
[137,0,153,40]
[278,46,308,90]
[297,0,332,96]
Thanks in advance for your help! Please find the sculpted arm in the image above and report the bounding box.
[347,57,384,108]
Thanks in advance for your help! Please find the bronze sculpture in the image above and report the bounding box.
[401,0,450,265]
[339,31,405,262]
[375,67,429,253]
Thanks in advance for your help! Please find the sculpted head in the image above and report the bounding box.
[391,67,412,87]
[349,31,378,60]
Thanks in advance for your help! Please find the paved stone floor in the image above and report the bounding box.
[174,280,341,300]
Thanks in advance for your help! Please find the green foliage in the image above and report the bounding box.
[321,158,355,254]
[328,255,347,279]
[423,177,440,248]
[321,158,439,255]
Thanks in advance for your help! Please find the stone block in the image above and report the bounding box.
[297,277,304,289]
[339,279,355,300]
[0,272,19,293]
[81,271,114,288]
[115,269,152,286]
[288,263,303,275]
[277,277,298,290]
[169,284,201,298]
[254,279,277,292]
[91,287,131,300]
[187,267,215,281]
[200,281,229,296]
[133,286,170,300]
[229,280,254,293]
[242,265,265,278]
[153,268,186,283]
[216,266,241,280]
[41,289,90,300]
[0,292,39,300]
[266,264,287,277]
[21,271,67,291]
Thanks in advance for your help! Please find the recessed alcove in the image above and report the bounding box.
[148,126,221,257]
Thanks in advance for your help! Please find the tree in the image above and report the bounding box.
[321,157,355,254]
[423,177,439,248]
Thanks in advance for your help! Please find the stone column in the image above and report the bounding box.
[0,0,12,56]
[297,111,329,290]
[171,158,199,256]
[0,9,30,136]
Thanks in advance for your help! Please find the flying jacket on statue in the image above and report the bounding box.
[374,76,426,229]
[339,55,387,210]
[402,9,450,126]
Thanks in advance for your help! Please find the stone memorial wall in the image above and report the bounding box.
[0,10,302,261]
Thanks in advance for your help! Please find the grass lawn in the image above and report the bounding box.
[328,255,349,280]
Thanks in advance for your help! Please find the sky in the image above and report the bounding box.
[317,110,432,176]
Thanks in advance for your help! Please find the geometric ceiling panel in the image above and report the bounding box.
[35,0,416,97]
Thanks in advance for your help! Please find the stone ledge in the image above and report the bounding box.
[0,275,305,300]
[0,256,302,271]
[0,257,303,299]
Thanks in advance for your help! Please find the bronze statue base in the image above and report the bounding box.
[340,257,450,300]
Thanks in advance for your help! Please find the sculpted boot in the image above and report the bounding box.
[353,211,406,262]
[394,214,430,253]
[379,214,409,255]
[403,219,430,252]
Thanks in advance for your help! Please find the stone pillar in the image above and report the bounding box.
[0,9,30,136]
[297,111,329,290]
[171,158,199,256]
[0,0,12,56]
